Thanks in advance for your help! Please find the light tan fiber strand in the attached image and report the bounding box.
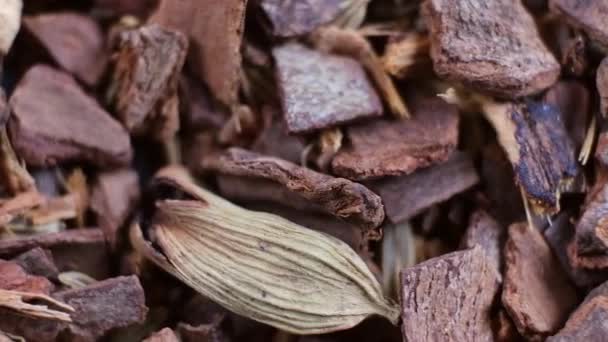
[0,289,73,322]
[131,168,399,334]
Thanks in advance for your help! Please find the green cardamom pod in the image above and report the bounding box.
[130,167,399,334]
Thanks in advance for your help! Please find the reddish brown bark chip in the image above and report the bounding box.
[331,96,458,180]
[502,223,579,340]
[598,57,608,117]
[143,327,179,342]
[11,247,58,279]
[259,0,344,37]
[8,65,132,168]
[149,0,247,106]
[550,0,608,52]
[200,147,385,234]
[422,0,560,98]
[0,229,111,279]
[53,275,148,341]
[0,260,53,294]
[400,246,499,342]
[109,24,187,141]
[575,183,608,256]
[461,210,505,281]
[22,12,107,86]
[91,169,140,248]
[366,151,478,224]
[273,42,382,134]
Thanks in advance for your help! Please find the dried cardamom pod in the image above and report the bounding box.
[130,167,399,334]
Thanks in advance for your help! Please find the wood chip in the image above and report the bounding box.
[550,0,608,52]
[0,260,53,294]
[108,24,187,141]
[259,0,345,37]
[400,246,499,342]
[575,182,608,257]
[366,151,478,224]
[543,81,590,150]
[143,328,179,342]
[8,65,132,168]
[461,210,505,282]
[200,147,385,236]
[332,95,458,180]
[273,42,382,134]
[598,57,608,117]
[11,247,58,279]
[179,75,228,132]
[422,0,560,98]
[502,222,579,339]
[251,106,306,164]
[23,12,107,86]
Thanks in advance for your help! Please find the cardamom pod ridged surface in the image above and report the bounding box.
[130,167,399,334]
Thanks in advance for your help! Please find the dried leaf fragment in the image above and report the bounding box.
[131,167,399,334]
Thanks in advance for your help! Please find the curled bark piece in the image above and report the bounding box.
[200,147,385,234]
[131,167,399,334]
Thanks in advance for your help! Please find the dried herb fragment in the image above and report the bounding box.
[0,289,73,322]
[400,246,499,342]
[251,106,305,164]
[273,42,382,134]
[461,210,505,282]
[0,0,21,55]
[177,321,230,342]
[259,0,345,37]
[382,32,430,79]
[502,223,579,340]
[550,0,608,52]
[422,0,560,98]
[0,260,53,294]
[108,24,187,141]
[543,81,590,151]
[143,328,179,342]
[200,147,385,234]
[131,167,399,334]
[575,183,608,257]
[548,281,608,341]
[366,151,478,224]
[179,75,228,132]
[11,247,58,279]
[23,12,107,86]
[8,65,132,168]
[599,57,608,117]
[332,95,458,180]
[483,100,577,212]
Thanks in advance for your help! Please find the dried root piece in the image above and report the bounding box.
[108,24,187,141]
[131,167,399,334]
[423,0,560,98]
[0,289,73,322]
[310,27,410,118]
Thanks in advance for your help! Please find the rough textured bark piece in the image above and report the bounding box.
[0,260,53,294]
[548,281,608,341]
[0,229,111,279]
[461,210,505,282]
[422,0,560,98]
[109,24,187,141]
[273,42,382,134]
[575,183,608,256]
[502,223,579,340]
[550,0,608,51]
[260,0,344,37]
[148,0,247,106]
[543,81,590,150]
[91,169,139,248]
[8,65,132,168]
[23,12,106,86]
[332,96,458,180]
[54,275,148,341]
[144,327,179,342]
[599,57,608,117]
[11,247,58,279]
[366,151,478,224]
[200,147,385,235]
[485,101,577,212]
[400,246,499,342]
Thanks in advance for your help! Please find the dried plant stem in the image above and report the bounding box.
[0,289,73,322]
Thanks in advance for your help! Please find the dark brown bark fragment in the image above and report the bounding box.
[273,42,382,134]
[575,182,608,256]
[0,229,111,279]
[502,223,579,340]
[23,12,107,86]
[179,75,228,132]
[543,81,590,150]
[8,65,132,168]
[148,0,247,106]
[11,247,58,279]
[109,24,187,141]
[366,151,478,224]
[251,106,306,164]
[259,0,344,37]
[143,327,179,342]
[560,34,588,77]
[548,281,608,341]
[598,57,608,117]
[422,0,560,98]
[550,0,608,52]
[0,259,53,294]
[332,95,458,180]
[461,210,505,282]
[400,246,499,342]
[200,147,385,235]
[91,169,139,249]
